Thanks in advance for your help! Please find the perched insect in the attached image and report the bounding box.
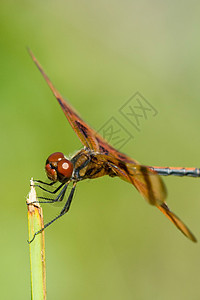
[28,50,199,243]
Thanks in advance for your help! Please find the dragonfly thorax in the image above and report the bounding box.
[45,152,73,183]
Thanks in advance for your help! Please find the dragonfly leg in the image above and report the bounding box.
[29,183,69,205]
[32,180,56,186]
[28,182,77,243]
[34,182,66,194]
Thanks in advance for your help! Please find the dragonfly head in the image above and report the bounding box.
[45,152,73,183]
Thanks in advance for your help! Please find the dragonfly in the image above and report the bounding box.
[28,49,199,243]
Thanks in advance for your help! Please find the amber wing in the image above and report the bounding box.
[28,49,137,164]
[106,155,196,242]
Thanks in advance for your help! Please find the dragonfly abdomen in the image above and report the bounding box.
[151,167,200,177]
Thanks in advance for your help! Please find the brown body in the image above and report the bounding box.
[71,148,116,180]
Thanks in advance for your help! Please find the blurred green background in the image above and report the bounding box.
[1,0,200,299]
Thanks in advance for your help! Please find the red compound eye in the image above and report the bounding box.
[47,152,65,163]
[45,152,73,182]
[45,163,58,182]
[57,159,73,181]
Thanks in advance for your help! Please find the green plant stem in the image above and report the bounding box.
[27,179,46,300]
